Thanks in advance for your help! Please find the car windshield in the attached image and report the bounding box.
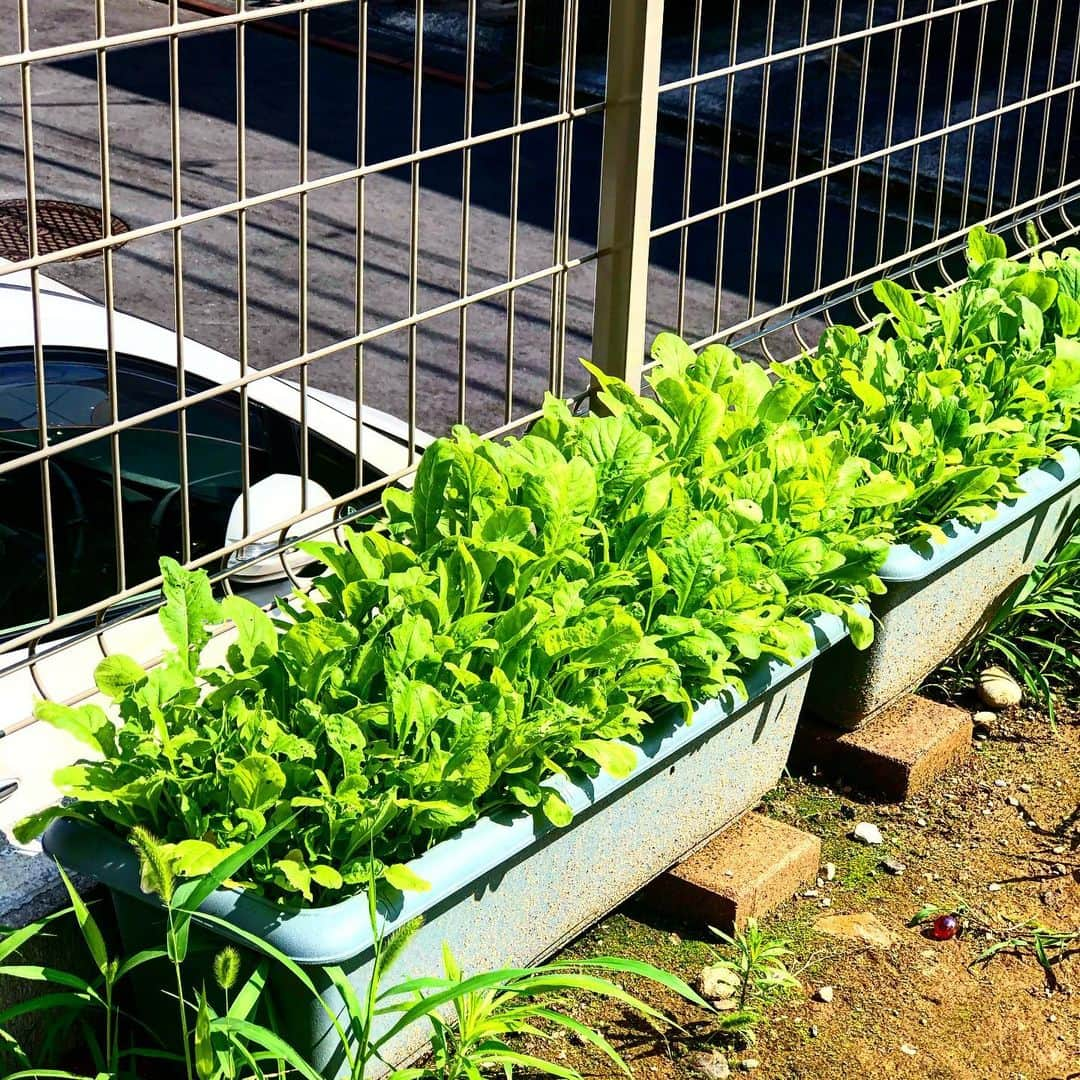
[0,347,287,641]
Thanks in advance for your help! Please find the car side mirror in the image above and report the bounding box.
[225,473,335,582]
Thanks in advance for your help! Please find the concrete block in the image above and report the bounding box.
[790,694,972,802]
[645,812,821,930]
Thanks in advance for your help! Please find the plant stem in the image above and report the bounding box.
[168,915,195,1080]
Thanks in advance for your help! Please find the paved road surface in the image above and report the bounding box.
[2,0,824,438]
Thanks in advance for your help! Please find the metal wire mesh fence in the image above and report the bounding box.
[0,0,1077,689]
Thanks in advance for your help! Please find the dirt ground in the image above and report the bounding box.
[528,697,1080,1080]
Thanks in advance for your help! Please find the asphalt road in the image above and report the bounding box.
[1,0,825,439]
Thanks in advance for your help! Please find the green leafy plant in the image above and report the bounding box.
[708,920,800,1012]
[696,920,800,1043]
[0,831,711,1080]
[779,227,1080,542]
[580,335,910,663]
[17,538,683,903]
[18,340,910,905]
[418,947,701,1080]
[942,531,1080,720]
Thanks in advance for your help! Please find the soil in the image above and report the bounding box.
[521,698,1080,1080]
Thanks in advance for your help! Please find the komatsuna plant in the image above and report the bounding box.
[778,227,1080,543]
[17,331,914,905]
[16,544,681,904]
[574,334,912,677]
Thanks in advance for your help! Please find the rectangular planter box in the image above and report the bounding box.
[43,614,847,1077]
[805,447,1080,730]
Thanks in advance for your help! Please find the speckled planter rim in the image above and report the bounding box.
[878,447,1080,583]
[43,612,847,966]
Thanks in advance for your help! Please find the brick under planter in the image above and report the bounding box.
[643,812,821,930]
[790,694,973,802]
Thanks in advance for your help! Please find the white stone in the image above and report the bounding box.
[852,822,884,846]
[814,985,835,1003]
[701,964,742,1000]
[977,666,1023,709]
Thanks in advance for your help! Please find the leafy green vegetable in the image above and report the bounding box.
[20,336,909,905]
[779,228,1080,542]
[52,227,1080,906]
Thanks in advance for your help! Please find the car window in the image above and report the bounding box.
[0,347,298,639]
[0,358,110,435]
[0,351,267,442]
[309,429,369,498]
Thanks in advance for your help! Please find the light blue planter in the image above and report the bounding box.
[806,447,1080,730]
[43,613,847,1077]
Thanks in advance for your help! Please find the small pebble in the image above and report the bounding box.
[973,710,996,725]
[824,863,836,881]
[916,817,928,827]
[988,882,1002,892]
[685,1051,730,1079]
[1006,797,1019,807]
[803,889,819,898]
[880,858,906,875]
[1052,845,1066,855]
[978,666,1023,708]
[820,898,832,908]
[814,985,835,1003]
[809,1025,819,1038]
[1019,784,1031,793]
[900,1044,918,1056]
[1027,820,1038,829]
[994,779,1008,788]
[852,822,884,846]
[740,1060,760,1072]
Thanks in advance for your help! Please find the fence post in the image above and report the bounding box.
[590,0,665,403]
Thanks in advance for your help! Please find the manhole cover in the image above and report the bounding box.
[0,199,129,262]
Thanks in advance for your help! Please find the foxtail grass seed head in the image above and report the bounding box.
[129,826,175,903]
[214,946,241,991]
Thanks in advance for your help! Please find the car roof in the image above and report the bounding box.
[0,261,422,477]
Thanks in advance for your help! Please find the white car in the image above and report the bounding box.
[0,262,429,647]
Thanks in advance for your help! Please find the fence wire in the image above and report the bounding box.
[0,0,1077,696]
